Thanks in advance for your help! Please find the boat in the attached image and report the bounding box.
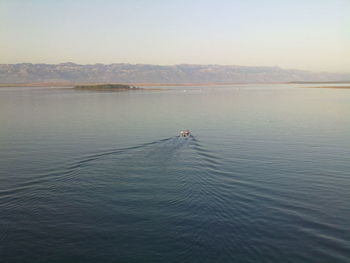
[180,130,190,137]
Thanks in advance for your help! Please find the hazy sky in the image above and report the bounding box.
[1,0,349,72]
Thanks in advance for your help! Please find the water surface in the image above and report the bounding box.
[1,84,350,262]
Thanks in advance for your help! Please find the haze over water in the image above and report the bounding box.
[1,84,350,262]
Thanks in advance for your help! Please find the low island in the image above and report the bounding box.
[73,84,141,91]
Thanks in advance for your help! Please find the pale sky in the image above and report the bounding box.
[1,0,349,72]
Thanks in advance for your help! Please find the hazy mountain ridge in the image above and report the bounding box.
[0,63,349,83]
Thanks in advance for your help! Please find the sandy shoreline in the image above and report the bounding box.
[304,86,350,89]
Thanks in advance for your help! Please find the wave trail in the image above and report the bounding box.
[67,136,176,170]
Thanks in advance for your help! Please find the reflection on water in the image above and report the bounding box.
[0,85,350,262]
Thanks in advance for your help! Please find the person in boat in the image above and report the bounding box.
[180,130,190,137]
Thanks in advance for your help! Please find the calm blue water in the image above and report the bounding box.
[1,85,350,262]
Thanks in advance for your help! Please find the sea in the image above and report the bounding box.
[0,84,349,262]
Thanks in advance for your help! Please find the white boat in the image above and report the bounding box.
[180,130,190,137]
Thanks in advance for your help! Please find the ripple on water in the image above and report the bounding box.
[1,135,350,262]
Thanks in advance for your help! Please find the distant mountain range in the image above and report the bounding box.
[0,63,349,84]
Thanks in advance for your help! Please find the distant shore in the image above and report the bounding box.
[1,82,350,88]
[0,82,279,87]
